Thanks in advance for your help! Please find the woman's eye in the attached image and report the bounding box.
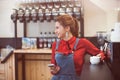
[56,26,59,29]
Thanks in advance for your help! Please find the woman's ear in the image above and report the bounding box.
[65,26,70,32]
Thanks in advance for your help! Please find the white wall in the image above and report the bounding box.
[84,0,107,37]
[0,0,118,37]
[0,0,16,37]
[106,10,118,31]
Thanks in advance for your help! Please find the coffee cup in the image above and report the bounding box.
[90,56,101,64]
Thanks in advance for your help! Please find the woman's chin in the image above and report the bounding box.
[57,37,60,39]
[57,36,60,38]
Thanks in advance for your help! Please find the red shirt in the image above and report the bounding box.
[51,37,105,75]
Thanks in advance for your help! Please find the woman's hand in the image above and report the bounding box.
[49,65,60,74]
[96,53,105,60]
[96,54,101,57]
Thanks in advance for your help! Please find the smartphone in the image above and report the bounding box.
[48,64,55,67]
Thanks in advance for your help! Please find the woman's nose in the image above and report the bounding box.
[54,30,57,34]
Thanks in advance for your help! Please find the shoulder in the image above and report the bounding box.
[78,38,89,43]
[76,38,91,47]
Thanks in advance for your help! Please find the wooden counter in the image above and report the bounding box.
[13,49,52,54]
[1,49,114,80]
[1,49,52,80]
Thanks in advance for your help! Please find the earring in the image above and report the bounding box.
[66,32,69,39]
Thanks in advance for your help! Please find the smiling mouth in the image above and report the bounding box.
[56,33,59,36]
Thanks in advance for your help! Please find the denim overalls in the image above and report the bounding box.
[51,38,81,80]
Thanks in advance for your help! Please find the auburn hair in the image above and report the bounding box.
[55,14,79,37]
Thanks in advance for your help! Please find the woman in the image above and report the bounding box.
[49,14,105,80]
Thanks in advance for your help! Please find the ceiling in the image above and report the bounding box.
[89,0,120,11]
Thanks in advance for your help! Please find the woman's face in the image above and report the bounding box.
[54,21,67,39]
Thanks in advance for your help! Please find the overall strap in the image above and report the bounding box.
[55,38,80,51]
[73,38,80,51]
[55,40,60,51]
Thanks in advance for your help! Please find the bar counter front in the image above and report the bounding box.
[1,49,114,80]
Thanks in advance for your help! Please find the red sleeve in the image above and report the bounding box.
[51,42,57,65]
[82,38,104,56]
[82,38,105,59]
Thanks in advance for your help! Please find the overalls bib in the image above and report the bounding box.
[51,38,80,80]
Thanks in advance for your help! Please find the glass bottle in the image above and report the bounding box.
[24,7,31,22]
[39,32,44,48]
[52,32,56,43]
[18,8,24,22]
[31,7,38,22]
[38,8,44,22]
[43,32,48,48]
[11,9,18,22]
[45,8,52,22]
[48,32,52,48]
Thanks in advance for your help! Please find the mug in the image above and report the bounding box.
[90,56,100,64]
